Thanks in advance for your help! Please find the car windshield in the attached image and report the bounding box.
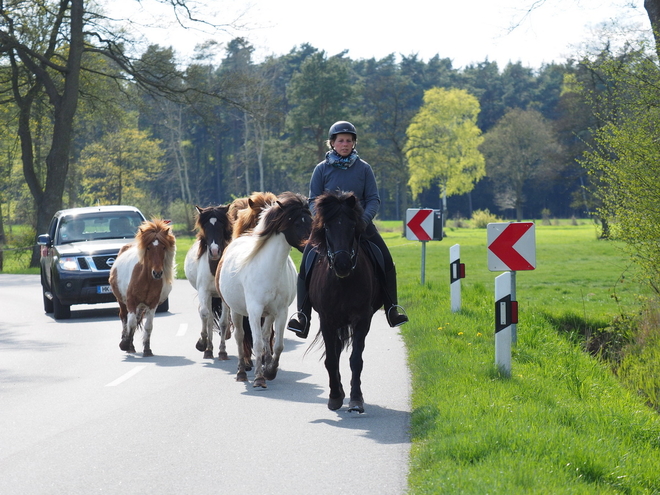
[57,211,144,244]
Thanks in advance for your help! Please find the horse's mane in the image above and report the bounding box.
[228,197,250,223]
[136,219,177,284]
[232,191,277,239]
[194,205,233,259]
[236,191,309,267]
[309,191,366,250]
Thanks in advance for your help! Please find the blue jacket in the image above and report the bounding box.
[308,156,380,223]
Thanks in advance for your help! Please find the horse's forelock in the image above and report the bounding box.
[195,205,232,257]
[256,192,307,237]
[310,191,364,248]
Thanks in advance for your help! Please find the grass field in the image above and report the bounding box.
[4,219,660,493]
[390,222,660,494]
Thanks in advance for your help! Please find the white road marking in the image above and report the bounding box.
[105,365,147,387]
[176,323,188,337]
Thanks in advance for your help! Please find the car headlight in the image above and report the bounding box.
[58,257,80,271]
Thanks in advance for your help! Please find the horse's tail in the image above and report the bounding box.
[212,296,223,329]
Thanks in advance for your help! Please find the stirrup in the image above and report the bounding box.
[287,311,310,338]
[386,305,409,327]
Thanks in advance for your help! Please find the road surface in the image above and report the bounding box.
[0,274,411,494]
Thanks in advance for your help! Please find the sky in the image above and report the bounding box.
[107,0,650,69]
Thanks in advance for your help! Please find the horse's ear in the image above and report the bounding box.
[195,205,202,214]
[276,200,284,209]
[248,198,257,210]
[346,195,357,208]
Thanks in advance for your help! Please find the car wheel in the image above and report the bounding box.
[156,298,169,313]
[43,292,54,314]
[53,294,71,320]
[41,271,54,314]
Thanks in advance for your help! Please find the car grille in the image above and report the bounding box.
[92,255,116,271]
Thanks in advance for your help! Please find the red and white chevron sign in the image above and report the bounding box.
[487,222,536,272]
[406,209,434,241]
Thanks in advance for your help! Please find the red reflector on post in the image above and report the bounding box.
[511,301,518,324]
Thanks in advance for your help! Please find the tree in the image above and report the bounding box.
[285,51,356,179]
[480,108,563,221]
[580,48,660,292]
[357,55,421,219]
[0,0,236,266]
[78,128,164,212]
[405,87,485,222]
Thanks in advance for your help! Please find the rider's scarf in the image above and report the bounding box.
[326,149,359,170]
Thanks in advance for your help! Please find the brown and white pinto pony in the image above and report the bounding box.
[183,205,233,359]
[109,219,176,357]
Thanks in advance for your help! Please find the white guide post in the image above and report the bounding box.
[449,244,463,313]
[495,272,517,377]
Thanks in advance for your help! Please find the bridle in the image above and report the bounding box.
[324,224,360,272]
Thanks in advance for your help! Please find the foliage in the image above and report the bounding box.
[480,108,564,221]
[406,87,485,211]
[470,208,501,228]
[78,128,165,210]
[582,53,660,294]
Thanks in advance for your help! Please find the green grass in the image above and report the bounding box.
[394,223,660,494]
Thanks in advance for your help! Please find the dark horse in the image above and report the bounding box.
[308,191,382,413]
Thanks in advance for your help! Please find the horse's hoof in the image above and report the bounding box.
[328,389,345,411]
[218,351,229,360]
[195,338,207,352]
[253,377,267,389]
[143,349,154,357]
[263,366,278,381]
[203,350,213,359]
[236,371,248,382]
[348,400,365,414]
[119,340,130,351]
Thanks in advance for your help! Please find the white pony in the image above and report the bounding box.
[183,205,233,359]
[216,192,311,388]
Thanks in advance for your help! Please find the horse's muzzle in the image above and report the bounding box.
[152,270,164,280]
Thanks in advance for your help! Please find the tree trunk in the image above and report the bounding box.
[645,0,660,59]
[28,0,84,266]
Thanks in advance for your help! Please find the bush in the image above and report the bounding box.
[471,208,501,228]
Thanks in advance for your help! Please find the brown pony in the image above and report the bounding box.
[109,219,177,357]
[230,191,277,239]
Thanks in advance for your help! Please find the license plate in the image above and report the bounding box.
[97,285,113,294]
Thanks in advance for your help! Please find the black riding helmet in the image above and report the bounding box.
[328,121,357,141]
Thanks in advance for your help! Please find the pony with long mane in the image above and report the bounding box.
[307,191,382,413]
[109,219,177,357]
[217,191,312,388]
[183,205,233,359]
[231,191,277,239]
[227,191,278,366]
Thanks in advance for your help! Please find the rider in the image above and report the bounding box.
[286,120,409,338]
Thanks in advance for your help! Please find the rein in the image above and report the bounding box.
[325,226,360,272]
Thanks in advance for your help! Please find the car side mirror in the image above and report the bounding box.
[37,234,52,247]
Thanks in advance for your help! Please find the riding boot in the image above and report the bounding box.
[287,274,312,339]
[384,266,409,327]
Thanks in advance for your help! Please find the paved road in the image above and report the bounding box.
[0,274,411,494]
